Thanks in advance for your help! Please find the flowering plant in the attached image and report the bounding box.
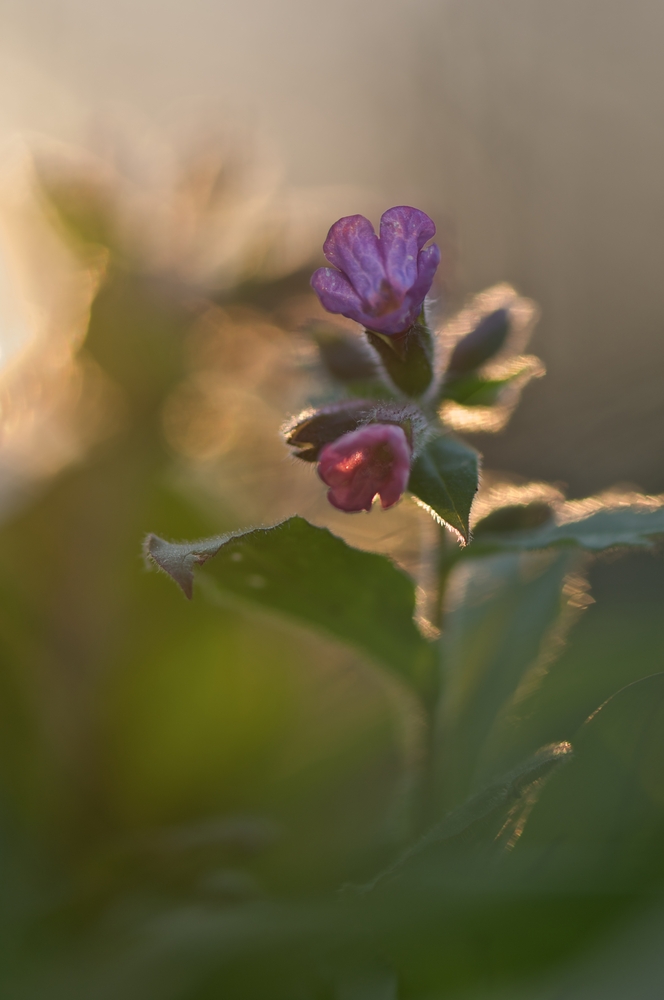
[287,206,541,537]
[146,205,664,878]
[35,195,664,1000]
[138,206,664,999]
[3,142,664,1000]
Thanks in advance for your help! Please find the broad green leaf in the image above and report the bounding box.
[437,550,577,809]
[472,500,553,535]
[354,741,572,893]
[467,496,664,556]
[512,671,664,890]
[408,434,479,542]
[145,516,435,691]
[480,551,664,792]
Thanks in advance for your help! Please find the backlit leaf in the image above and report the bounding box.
[441,363,539,407]
[145,516,435,692]
[354,741,572,893]
[512,671,664,890]
[437,550,576,808]
[408,434,479,542]
[467,495,664,556]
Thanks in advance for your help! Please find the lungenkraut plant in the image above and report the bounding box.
[144,206,664,990]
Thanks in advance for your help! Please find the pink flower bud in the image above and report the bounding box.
[317,423,411,513]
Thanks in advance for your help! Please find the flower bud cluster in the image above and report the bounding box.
[284,205,520,514]
[284,399,429,513]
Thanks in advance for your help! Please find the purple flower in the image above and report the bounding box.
[311,206,440,336]
[317,423,411,513]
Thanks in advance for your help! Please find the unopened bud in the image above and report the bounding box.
[305,321,381,383]
[284,401,379,463]
[284,400,427,463]
[318,423,412,513]
[446,308,510,376]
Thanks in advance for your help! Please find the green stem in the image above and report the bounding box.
[433,523,462,629]
[415,523,461,831]
[416,694,440,832]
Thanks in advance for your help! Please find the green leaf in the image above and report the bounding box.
[467,497,664,556]
[441,370,528,407]
[353,741,573,893]
[512,671,664,890]
[145,516,435,692]
[437,550,577,808]
[472,500,553,535]
[407,434,480,542]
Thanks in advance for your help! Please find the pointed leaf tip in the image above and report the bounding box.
[143,517,435,691]
[408,433,480,542]
[143,533,227,599]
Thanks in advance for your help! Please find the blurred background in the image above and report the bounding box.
[3,0,664,493]
[0,2,663,997]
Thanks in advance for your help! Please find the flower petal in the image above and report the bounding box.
[379,206,437,297]
[322,215,387,311]
[400,243,441,321]
[311,267,366,325]
[363,298,421,336]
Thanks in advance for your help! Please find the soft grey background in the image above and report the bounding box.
[1,0,663,495]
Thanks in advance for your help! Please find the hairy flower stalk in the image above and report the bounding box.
[311,206,440,335]
[317,423,412,513]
